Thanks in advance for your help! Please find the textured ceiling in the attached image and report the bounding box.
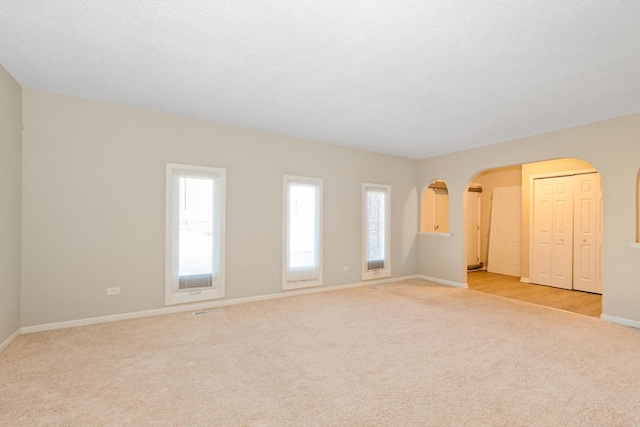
[1,1,640,159]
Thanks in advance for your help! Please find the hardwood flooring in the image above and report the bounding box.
[467,271,602,318]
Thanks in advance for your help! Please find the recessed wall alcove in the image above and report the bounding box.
[420,180,449,234]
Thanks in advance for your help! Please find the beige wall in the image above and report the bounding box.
[0,66,22,344]
[8,84,640,329]
[418,114,640,322]
[474,166,522,267]
[520,158,595,278]
[20,89,419,327]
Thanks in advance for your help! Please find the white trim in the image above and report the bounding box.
[627,243,640,249]
[520,277,530,283]
[362,183,392,281]
[416,274,468,288]
[418,232,453,237]
[282,279,322,291]
[165,163,226,305]
[21,275,419,335]
[283,175,324,290]
[0,328,21,354]
[601,314,640,329]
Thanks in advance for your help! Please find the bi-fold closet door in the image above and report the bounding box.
[573,173,602,294]
[531,173,602,294]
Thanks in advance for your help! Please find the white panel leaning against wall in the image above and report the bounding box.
[165,163,226,305]
[362,183,391,280]
[283,175,323,290]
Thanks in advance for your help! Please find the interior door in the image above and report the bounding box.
[466,191,481,268]
[573,173,599,293]
[550,176,574,290]
[532,179,553,286]
[488,186,522,277]
[532,176,574,290]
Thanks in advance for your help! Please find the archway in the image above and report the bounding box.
[463,158,603,317]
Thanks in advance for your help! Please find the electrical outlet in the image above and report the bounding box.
[343,266,350,271]
[107,287,121,296]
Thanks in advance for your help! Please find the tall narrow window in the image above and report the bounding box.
[166,164,226,305]
[363,183,391,280]
[283,176,323,290]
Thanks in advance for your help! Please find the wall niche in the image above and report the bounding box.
[421,180,449,233]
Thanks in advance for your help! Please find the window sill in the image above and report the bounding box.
[283,279,322,291]
[419,232,453,237]
[628,243,640,249]
[165,287,225,306]
[362,269,391,281]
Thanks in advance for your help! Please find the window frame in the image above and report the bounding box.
[282,175,323,290]
[362,183,391,280]
[165,163,226,306]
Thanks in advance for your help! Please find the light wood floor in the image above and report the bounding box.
[467,271,602,318]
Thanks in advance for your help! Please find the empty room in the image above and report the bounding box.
[2,1,640,425]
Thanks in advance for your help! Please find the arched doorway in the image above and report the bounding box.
[463,158,603,317]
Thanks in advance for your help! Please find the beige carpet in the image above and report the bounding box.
[2,278,640,426]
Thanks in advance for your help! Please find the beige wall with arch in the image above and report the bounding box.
[2,79,640,332]
[419,113,640,322]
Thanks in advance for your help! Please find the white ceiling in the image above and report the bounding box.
[1,1,640,159]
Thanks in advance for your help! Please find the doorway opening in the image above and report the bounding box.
[464,159,602,317]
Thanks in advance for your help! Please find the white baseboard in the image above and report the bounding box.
[21,275,418,334]
[416,275,468,289]
[0,328,21,354]
[600,314,640,329]
[520,277,530,283]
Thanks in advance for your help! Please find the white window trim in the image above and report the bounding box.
[283,175,323,290]
[362,183,391,281]
[165,163,226,305]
